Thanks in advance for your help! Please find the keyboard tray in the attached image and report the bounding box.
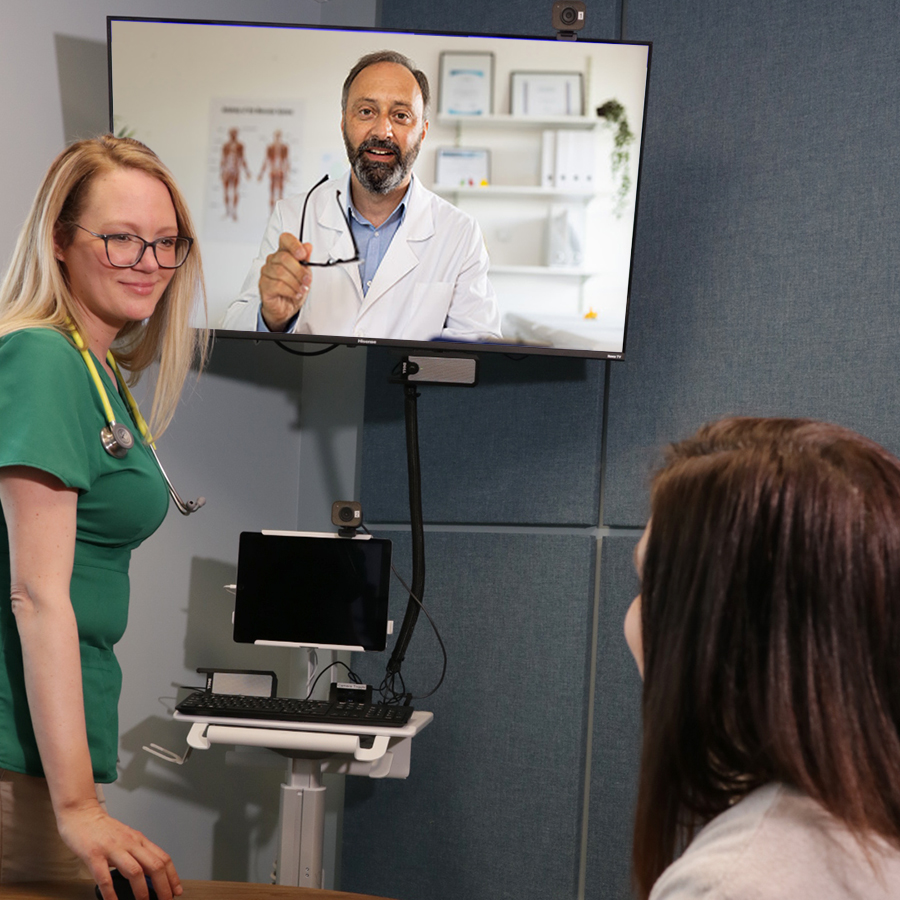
[175,690,414,728]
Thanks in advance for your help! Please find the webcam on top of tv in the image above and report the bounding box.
[332,500,363,537]
[552,0,586,39]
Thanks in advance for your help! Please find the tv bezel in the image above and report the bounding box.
[107,16,651,362]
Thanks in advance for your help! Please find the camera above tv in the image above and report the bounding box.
[108,17,651,361]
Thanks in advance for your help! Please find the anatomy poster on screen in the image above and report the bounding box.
[204,98,302,243]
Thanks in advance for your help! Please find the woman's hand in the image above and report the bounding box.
[56,802,181,900]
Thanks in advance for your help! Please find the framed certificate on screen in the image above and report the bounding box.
[510,71,584,116]
[439,51,494,116]
[435,147,491,186]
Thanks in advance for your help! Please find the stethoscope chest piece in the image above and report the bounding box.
[100,422,135,459]
[69,321,204,515]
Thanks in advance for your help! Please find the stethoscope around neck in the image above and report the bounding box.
[67,323,205,516]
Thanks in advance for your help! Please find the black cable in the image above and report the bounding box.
[273,340,340,356]
[363,526,447,702]
[303,660,361,700]
[379,670,407,706]
[386,564,447,700]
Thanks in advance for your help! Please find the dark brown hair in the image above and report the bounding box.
[341,50,430,116]
[632,417,900,898]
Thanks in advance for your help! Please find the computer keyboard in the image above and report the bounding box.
[175,690,414,728]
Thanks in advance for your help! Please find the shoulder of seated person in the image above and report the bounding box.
[650,784,900,899]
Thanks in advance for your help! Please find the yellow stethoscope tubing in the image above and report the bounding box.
[66,322,203,515]
[67,323,154,446]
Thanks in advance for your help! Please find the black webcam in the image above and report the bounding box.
[332,500,363,536]
[552,0,586,36]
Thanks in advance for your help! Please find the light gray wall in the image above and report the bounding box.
[116,339,366,884]
[0,0,375,268]
[349,3,900,900]
[116,342,305,884]
[0,0,374,885]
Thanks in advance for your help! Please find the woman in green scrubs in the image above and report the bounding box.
[0,136,207,900]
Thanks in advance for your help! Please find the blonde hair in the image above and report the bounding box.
[0,134,208,436]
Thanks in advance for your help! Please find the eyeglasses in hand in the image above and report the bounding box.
[298,175,361,267]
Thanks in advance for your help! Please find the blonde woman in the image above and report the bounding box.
[0,135,207,900]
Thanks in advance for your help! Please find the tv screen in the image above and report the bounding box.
[108,17,650,360]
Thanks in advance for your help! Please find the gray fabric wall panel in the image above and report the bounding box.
[361,349,605,525]
[379,0,619,41]
[341,530,597,899]
[585,535,643,900]
[353,1,900,897]
[604,0,900,526]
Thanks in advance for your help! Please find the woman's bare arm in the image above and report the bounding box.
[0,466,181,900]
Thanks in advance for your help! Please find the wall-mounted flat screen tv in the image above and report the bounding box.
[108,17,650,360]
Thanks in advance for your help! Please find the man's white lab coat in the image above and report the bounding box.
[220,174,502,342]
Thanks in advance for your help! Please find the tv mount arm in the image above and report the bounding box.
[384,354,479,688]
[384,382,425,679]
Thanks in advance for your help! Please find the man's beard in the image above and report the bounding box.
[343,130,423,195]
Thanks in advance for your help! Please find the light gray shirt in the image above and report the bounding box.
[650,783,900,900]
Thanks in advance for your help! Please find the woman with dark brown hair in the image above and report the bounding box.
[624,417,900,899]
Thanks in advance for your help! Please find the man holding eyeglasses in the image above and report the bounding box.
[221,50,502,342]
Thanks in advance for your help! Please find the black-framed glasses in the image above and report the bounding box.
[74,224,193,269]
[298,175,361,267]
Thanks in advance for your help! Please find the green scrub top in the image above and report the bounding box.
[0,328,168,783]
